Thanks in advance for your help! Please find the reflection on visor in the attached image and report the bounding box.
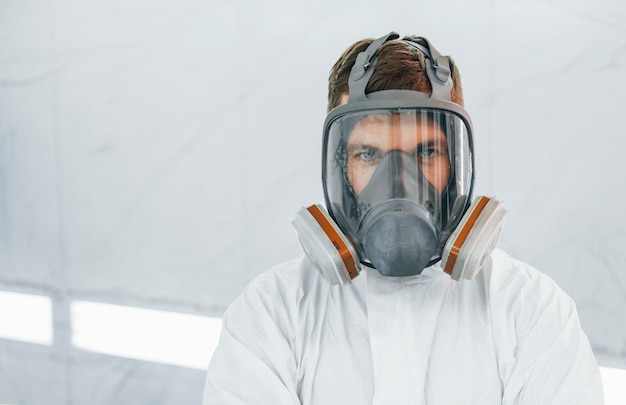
[346,111,451,196]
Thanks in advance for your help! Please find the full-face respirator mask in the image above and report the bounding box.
[292,32,506,286]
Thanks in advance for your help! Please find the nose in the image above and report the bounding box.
[388,150,406,198]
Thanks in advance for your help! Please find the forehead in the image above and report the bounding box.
[348,112,446,143]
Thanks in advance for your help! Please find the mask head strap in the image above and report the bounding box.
[403,37,453,101]
[347,32,454,103]
[347,32,399,103]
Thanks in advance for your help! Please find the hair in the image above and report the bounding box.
[327,35,465,112]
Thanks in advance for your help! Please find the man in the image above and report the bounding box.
[203,32,604,404]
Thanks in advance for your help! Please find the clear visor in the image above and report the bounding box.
[324,108,473,243]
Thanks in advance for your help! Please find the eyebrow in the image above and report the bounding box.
[347,140,448,153]
[347,143,377,151]
[416,140,448,149]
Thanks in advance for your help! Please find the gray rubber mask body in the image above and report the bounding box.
[356,150,442,276]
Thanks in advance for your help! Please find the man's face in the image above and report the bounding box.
[346,113,451,195]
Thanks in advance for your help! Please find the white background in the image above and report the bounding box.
[1,0,625,403]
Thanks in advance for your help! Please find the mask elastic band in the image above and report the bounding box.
[403,38,453,101]
[347,32,399,103]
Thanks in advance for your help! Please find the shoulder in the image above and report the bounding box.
[479,249,579,341]
[224,256,327,325]
[480,252,603,403]
[237,256,324,303]
[482,248,572,307]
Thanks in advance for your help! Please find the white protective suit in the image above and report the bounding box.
[203,249,604,404]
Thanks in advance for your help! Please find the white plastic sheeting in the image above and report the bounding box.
[1,0,625,403]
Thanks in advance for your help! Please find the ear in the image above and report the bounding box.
[338,93,350,106]
[448,58,465,106]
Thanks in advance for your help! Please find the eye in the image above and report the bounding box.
[350,145,381,164]
[416,142,447,159]
[357,148,378,161]
[418,147,436,158]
